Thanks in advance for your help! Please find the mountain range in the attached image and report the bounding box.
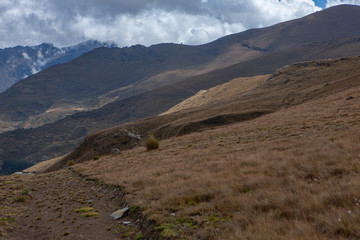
[0,40,116,93]
[0,4,360,175]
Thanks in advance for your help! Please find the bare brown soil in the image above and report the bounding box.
[0,170,158,240]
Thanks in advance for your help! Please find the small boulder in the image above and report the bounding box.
[127,132,141,140]
[110,207,129,220]
[111,148,121,155]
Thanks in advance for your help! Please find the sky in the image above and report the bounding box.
[0,0,359,48]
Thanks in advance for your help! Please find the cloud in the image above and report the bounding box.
[326,0,360,7]
[0,0,341,48]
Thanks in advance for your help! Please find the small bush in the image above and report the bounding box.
[145,136,159,151]
[93,155,100,160]
[16,196,25,203]
[21,188,30,196]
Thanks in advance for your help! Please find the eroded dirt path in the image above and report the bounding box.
[1,170,149,240]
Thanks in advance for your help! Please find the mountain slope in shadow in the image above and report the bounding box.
[1,5,360,132]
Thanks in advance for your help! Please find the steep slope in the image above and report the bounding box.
[4,56,360,239]
[160,75,270,115]
[1,5,360,174]
[2,55,359,175]
[72,79,360,239]
[0,40,116,93]
[55,56,360,166]
[1,5,360,133]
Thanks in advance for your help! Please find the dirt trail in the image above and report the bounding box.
[0,169,153,240]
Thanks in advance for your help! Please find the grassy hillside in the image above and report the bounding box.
[73,69,360,239]
[2,56,360,239]
[73,86,360,239]
[161,75,269,115]
[1,37,360,176]
[52,56,360,166]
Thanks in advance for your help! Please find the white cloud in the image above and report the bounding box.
[0,0,343,48]
[326,0,360,7]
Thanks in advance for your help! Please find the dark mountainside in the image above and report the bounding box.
[1,5,360,174]
[0,40,116,93]
[0,43,238,132]
[1,5,360,131]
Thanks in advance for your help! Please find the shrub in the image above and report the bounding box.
[21,188,30,196]
[93,155,100,160]
[16,196,25,203]
[145,136,159,151]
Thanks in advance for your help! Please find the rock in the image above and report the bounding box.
[110,207,129,219]
[346,96,354,100]
[123,221,131,225]
[127,132,141,140]
[111,148,121,155]
[13,172,35,176]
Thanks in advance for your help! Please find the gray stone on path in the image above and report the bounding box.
[110,207,129,219]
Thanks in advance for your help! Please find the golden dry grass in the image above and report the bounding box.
[22,155,67,173]
[161,75,269,115]
[74,83,360,239]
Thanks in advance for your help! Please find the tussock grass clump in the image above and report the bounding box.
[21,188,30,196]
[145,136,159,151]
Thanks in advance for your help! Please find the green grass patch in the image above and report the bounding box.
[154,223,180,238]
[73,207,94,213]
[130,205,140,213]
[208,216,227,222]
[81,212,99,218]
[3,181,15,185]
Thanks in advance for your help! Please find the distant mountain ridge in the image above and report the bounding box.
[0,40,117,92]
